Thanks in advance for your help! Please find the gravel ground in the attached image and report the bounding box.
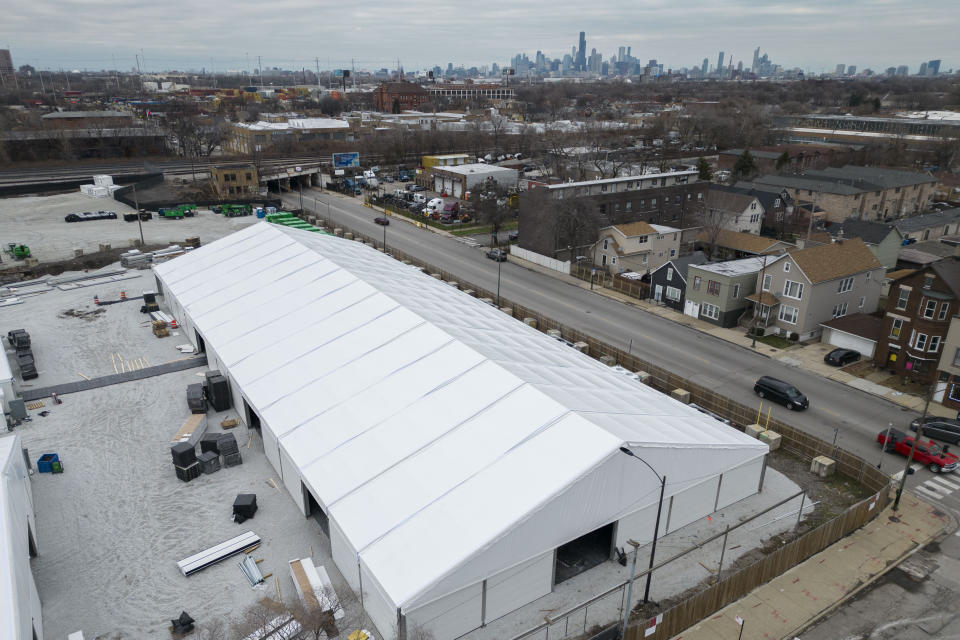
[0,191,258,263]
[3,270,358,639]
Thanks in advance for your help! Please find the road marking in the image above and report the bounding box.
[914,485,944,500]
[929,476,960,491]
[921,480,952,496]
[819,407,845,418]
[891,466,920,482]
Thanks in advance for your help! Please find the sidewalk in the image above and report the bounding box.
[669,491,954,640]
[507,255,956,418]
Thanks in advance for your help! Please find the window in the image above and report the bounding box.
[693,276,701,290]
[638,235,648,244]
[774,198,781,207]
[732,284,741,299]
[762,274,772,291]
[603,239,609,250]
[896,287,910,310]
[950,383,960,403]
[929,335,941,352]
[915,333,928,350]
[953,347,960,367]
[923,299,937,319]
[779,305,799,324]
[670,249,676,257]
[859,296,865,309]
[784,262,791,272]
[890,318,903,338]
[866,271,871,280]
[923,275,934,289]
[666,286,681,301]
[837,277,854,293]
[707,280,721,295]
[641,255,648,264]
[750,201,757,210]
[651,198,657,207]
[701,303,720,320]
[697,193,703,201]
[939,302,950,320]
[783,280,804,299]
[601,255,607,265]
[626,201,632,211]
[666,267,674,281]
[832,302,848,318]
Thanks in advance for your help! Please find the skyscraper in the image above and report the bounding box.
[928,59,941,76]
[835,64,845,76]
[576,32,586,72]
[701,58,709,76]
[918,61,928,76]
[752,47,760,73]
[717,51,725,74]
[0,48,13,85]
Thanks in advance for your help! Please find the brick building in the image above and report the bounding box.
[517,171,708,261]
[373,81,430,113]
[210,164,259,198]
[754,166,937,223]
[876,261,960,384]
[428,83,515,102]
[41,110,134,130]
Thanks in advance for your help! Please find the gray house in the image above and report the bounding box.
[745,238,884,341]
[685,256,771,327]
[832,219,903,271]
[649,251,709,312]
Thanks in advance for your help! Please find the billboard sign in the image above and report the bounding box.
[333,69,344,78]
[332,152,360,168]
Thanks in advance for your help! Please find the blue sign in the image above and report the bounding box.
[333,69,344,78]
[332,152,360,168]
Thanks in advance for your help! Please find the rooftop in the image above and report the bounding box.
[235,117,350,132]
[691,255,771,276]
[820,313,884,342]
[437,163,518,177]
[697,229,789,255]
[706,188,760,212]
[41,110,130,119]
[787,237,883,283]
[895,208,960,233]
[545,170,698,191]
[833,219,900,245]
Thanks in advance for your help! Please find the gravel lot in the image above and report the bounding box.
[0,192,258,263]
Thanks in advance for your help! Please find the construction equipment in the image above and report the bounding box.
[220,203,252,217]
[4,243,31,260]
[157,207,184,220]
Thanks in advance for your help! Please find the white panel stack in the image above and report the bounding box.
[93,175,114,186]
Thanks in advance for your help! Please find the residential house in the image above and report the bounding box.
[517,171,707,261]
[718,144,858,174]
[820,313,884,358]
[935,316,960,410]
[754,166,937,223]
[696,229,792,261]
[895,208,960,242]
[686,256,770,327]
[745,238,884,340]
[704,187,765,235]
[831,219,904,270]
[727,182,797,234]
[896,240,959,270]
[594,222,682,274]
[876,261,960,384]
[648,251,708,311]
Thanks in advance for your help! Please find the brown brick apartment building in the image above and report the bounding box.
[876,261,960,384]
[373,81,430,113]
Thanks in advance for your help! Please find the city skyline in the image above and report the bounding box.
[2,0,958,75]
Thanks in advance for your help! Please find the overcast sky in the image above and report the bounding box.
[4,0,956,74]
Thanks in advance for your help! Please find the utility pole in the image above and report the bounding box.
[751,253,769,348]
[133,183,144,247]
[258,55,263,87]
[894,379,934,510]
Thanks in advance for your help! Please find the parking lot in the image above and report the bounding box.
[0,191,259,263]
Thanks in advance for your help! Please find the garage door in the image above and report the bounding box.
[822,327,876,358]
[453,181,463,198]
[434,176,443,192]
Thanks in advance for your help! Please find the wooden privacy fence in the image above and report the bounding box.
[626,489,889,640]
[570,264,651,301]
[296,207,893,640]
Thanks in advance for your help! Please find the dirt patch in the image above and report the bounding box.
[59,307,107,321]
[0,244,169,283]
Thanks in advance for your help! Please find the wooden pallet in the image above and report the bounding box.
[27,401,45,410]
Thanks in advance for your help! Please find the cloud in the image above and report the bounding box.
[4,0,956,73]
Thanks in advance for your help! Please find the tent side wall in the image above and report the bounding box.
[331,519,398,640]
[1,435,43,640]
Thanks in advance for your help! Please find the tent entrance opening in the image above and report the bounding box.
[555,522,615,584]
[243,399,261,432]
[194,331,206,353]
[304,485,329,536]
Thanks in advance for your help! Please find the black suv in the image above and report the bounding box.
[754,376,809,410]
[910,416,960,444]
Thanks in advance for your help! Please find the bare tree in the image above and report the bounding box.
[695,207,728,259]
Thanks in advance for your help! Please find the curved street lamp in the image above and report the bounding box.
[618,446,667,637]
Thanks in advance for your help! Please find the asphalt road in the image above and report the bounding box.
[286,186,960,513]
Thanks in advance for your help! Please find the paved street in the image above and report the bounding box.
[284,186,960,517]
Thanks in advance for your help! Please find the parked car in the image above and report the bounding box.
[384,176,394,183]
[878,428,959,473]
[64,210,118,222]
[910,417,960,445]
[374,216,389,226]
[409,185,425,192]
[753,376,809,410]
[486,249,508,262]
[824,348,861,366]
[508,230,519,242]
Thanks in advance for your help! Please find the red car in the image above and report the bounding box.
[877,428,959,473]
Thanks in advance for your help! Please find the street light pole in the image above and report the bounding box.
[618,446,667,616]
[496,256,502,307]
[751,253,769,349]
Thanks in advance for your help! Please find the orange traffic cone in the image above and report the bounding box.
[120,290,127,301]
[93,295,100,305]
[171,318,179,329]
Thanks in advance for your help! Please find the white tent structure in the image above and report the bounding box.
[0,434,42,640]
[153,223,769,640]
